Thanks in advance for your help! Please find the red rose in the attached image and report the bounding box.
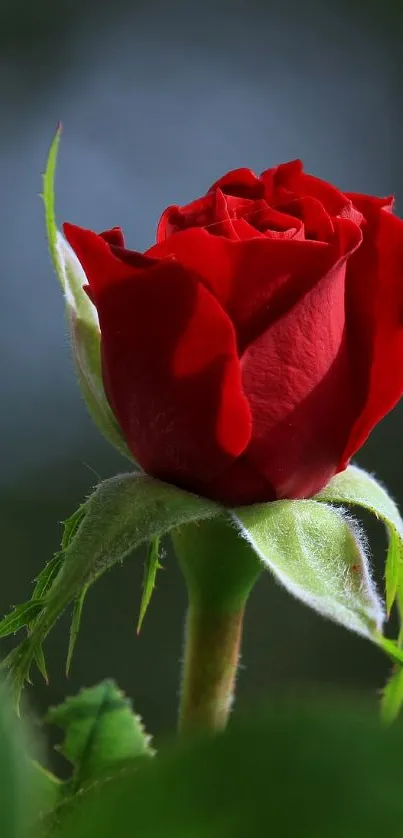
[63,160,403,506]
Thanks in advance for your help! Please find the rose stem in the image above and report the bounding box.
[178,601,245,733]
[172,517,261,736]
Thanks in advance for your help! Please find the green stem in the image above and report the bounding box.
[179,602,245,733]
[172,516,261,736]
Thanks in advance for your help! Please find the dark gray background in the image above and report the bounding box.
[1,0,402,739]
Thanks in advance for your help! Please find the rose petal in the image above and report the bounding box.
[100,227,126,247]
[148,227,349,351]
[157,190,242,241]
[63,223,157,295]
[263,160,352,217]
[277,196,334,241]
[64,229,252,491]
[203,453,276,506]
[226,195,305,239]
[208,167,265,199]
[345,192,394,213]
[239,258,358,499]
[341,199,403,465]
[157,195,214,240]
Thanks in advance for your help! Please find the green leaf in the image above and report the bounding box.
[316,465,403,615]
[47,699,403,838]
[137,538,161,634]
[47,680,153,794]
[232,500,384,640]
[5,473,220,703]
[65,585,88,677]
[0,601,44,640]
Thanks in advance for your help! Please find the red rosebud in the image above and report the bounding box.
[63,160,403,506]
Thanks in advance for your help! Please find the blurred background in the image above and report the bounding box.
[1,0,402,746]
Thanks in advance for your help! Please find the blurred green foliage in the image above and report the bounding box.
[2,682,403,838]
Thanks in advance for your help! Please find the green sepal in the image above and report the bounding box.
[31,552,64,601]
[232,499,384,640]
[137,537,162,634]
[316,464,403,615]
[65,585,89,677]
[29,554,66,682]
[33,645,48,684]
[2,473,220,705]
[381,665,403,724]
[316,465,403,720]
[0,601,44,639]
[42,128,132,460]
